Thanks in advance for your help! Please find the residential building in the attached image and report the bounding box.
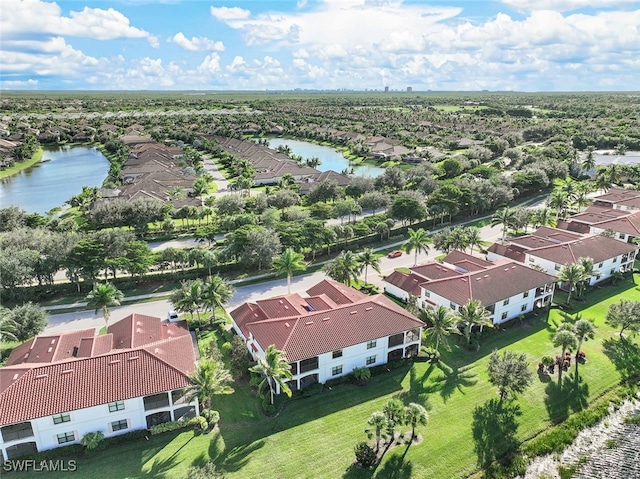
[487,226,638,286]
[591,187,640,211]
[383,251,556,324]
[557,205,640,244]
[0,314,198,460]
[230,279,423,391]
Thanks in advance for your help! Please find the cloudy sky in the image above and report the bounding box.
[1,0,639,91]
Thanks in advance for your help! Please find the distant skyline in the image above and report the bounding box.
[1,0,639,91]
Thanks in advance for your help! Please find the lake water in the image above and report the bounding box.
[0,145,109,214]
[264,138,385,177]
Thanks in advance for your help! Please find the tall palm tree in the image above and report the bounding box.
[273,247,307,294]
[249,344,293,405]
[456,299,493,346]
[574,317,596,358]
[404,403,428,441]
[490,207,515,241]
[406,227,431,266]
[548,190,570,221]
[86,282,124,331]
[465,227,483,254]
[553,328,577,384]
[557,263,587,305]
[421,306,460,352]
[185,359,234,410]
[581,147,596,174]
[201,275,234,326]
[0,310,17,361]
[323,251,363,286]
[365,411,388,452]
[171,279,203,321]
[448,226,470,251]
[532,207,554,228]
[359,248,381,285]
[576,257,597,297]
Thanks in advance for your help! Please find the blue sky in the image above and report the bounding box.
[1,0,639,91]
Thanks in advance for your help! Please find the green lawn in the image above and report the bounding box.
[16,274,640,479]
[0,149,43,179]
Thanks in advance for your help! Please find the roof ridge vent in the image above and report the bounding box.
[61,369,73,375]
[350,310,358,315]
[109,359,120,365]
[128,356,140,361]
[365,307,373,311]
[305,321,314,325]
[35,373,48,379]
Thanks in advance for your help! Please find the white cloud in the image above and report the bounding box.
[1,0,153,42]
[1,79,38,88]
[210,6,251,21]
[501,0,637,12]
[170,33,225,52]
[198,53,222,74]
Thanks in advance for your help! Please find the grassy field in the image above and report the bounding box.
[0,149,43,179]
[14,274,639,479]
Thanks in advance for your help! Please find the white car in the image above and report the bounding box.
[167,310,180,322]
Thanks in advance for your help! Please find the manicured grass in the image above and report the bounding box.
[0,149,43,179]
[16,275,639,479]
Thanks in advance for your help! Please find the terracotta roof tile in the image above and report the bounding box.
[306,279,368,304]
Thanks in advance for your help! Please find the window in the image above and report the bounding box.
[366,355,376,365]
[523,291,529,298]
[424,290,431,298]
[331,366,343,376]
[449,302,457,311]
[52,413,70,425]
[501,312,508,320]
[610,268,615,275]
[143,393,170,411]
[503,298,510,306]
[299,357,319,373]
[613,257,617,263]
[111,419,128,432]
[599,262,603,268]
[554,264,561,271]
[367,340,377,349]
[108,401,125,413]
[332,349,343,359]
[57,431,75,444]
[521,304,527,312]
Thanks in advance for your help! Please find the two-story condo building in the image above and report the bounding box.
[0,314,199,460]
[230,279,424,392]
[383,251,556,324]
[487,226,638,286]
[557,204,640,244]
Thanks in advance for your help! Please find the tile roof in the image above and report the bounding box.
[409,263,462,280]
[245,295,424,362]
[306,279,368,305]
[423,262,556,308]
[527,234,637,264]
[592,188,640,204]
[441,250,493,270]
[0,315,196,425]
[384,271,427,296]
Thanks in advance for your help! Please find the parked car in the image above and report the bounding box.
[167,310,180,322]
[387,250,403,258]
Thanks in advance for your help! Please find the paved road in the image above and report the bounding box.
[44,212,507,334]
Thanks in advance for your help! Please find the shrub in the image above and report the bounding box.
[201,409,220,428]
[354,442,377,468]
[352,366,371,383]
[80,431,105,451]
[185,462,226,479]
[624,414,640,425]
[220,341,232,354]
[150,417,200,435]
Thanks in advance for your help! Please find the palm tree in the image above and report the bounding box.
[421,306,460,352]
[86,282,124,331]
[383,398,405,439]
[273,248,307,294]
[249,344,293,405]
[595,168,612,193]
[201,275,234,327]
[185,359,234,410]
[448,227,470,251]
[491,207,515,241]
[365,411,388,452]
[557,263,587,305]
[171,279,204,321]
[576,257,597,297]
[406,227,431,266]
[465,227,483,254]
[359,248,381,285]
[0,310,17,361]
[553,328,577,383]
[548,190,570,221]
[456,299,493,346]
[532,207,554,228]
[574,317,596,358]
[323,251,363,286]
[404,403,428,441]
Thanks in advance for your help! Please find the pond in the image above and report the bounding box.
[263,138,385,177]
[594,151,640,167]
[0,145,109,215]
